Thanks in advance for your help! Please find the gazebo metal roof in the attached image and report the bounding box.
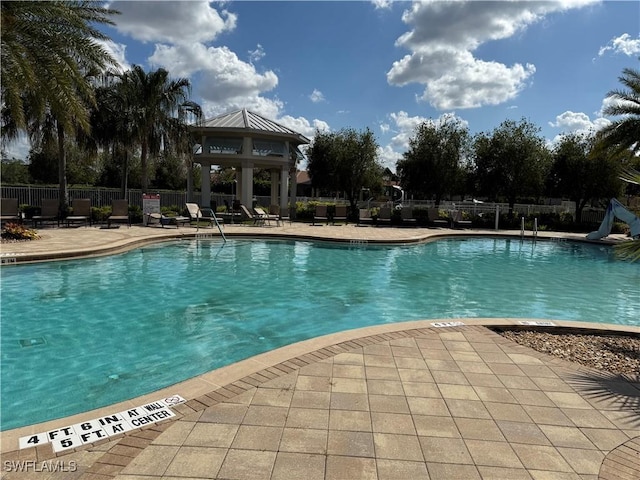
[198,108,310,144]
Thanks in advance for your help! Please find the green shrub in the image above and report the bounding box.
[20,204,38,219]
[91,206,111,222]
[2,222,39,241]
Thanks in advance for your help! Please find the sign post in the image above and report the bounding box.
[142,194,160,226]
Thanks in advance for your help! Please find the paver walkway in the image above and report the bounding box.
[1,224,638,479]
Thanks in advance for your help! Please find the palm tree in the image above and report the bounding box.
[117,66,198,192]
[597,63,640,155]
[615,167,640,261]
[90,75,140,197]
[594,63,640,261]
[1,1,118,211]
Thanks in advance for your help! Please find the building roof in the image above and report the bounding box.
[198,108,310,144]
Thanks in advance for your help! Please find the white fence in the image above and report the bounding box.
[0,185,276,211]
[1,185,608,223]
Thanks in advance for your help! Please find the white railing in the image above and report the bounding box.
[2,185,611,224]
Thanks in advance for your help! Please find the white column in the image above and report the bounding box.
[289,167,297,218]
[270,169,279,206]
[280,167,288,211]
[241,162,253,207]
[200,160,211,207]
[236,169,242,202]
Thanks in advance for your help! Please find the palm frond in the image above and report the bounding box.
[615,240,640,262]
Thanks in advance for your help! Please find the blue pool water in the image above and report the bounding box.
[1,238,638,430]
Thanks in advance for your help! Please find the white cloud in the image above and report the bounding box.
[387,0,596,110]
[278,116,330,139]
[598,33,640,57]
[95,39,130,73]
[108,1,236,44]
[248,44,265,64]
[377,144,402,171]
[3,134,30,161]
[200,95,283,120]
[550,110,611,132]
[371,0,392,10]
[309,89,325,103]
[548,110,611,145]
[387,111,429,149]
[376,111,469,171]
[149,43,278,103]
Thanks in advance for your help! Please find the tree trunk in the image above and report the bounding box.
[508,196,516,217]
[57,123,68,216]
[575,199,588,224]
[120,148,129,199]
[141,139,148,192]
[186,157,193,202]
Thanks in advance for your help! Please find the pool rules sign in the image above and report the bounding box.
[19,395,186,453]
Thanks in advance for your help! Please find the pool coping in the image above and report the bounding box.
[0,224,628,265]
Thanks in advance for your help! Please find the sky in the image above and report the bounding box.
[5,0,640,172]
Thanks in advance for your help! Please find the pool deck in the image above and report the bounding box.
[1,222,639,479]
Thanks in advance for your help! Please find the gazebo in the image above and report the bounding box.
[190,108,310,213]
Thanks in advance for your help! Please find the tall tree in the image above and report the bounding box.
[115,65,198,192]
[548,132,621,223]
[596,63,640,155]
[473,118,551,214]
[307,128,383,212]
[396,116,470,206]
[1,1,119,211]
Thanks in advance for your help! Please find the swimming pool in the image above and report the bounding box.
[1,237,638,430]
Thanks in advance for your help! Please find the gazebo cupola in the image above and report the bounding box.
[190,108,310,211]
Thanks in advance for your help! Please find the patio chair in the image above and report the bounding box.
[254,207,279,226]
[313,205,329,225]
[452,210,472,229]
[401,206,417,227]
[0,198,21,224]
[428,207,449,228]
[146,212,190,228]
[32,199,60,227]
[107,199,131,228]
[377,206,392,226]
[332,205,348,225]
[65,198,91,227]
[358,208,373,226]
[239,204,262,225]
[186,203,216,228]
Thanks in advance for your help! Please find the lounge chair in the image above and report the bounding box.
[32,199,59,227]
[401,206,417,226]
[428,207,449,228]
[147,213,190,228]
[107,199,130,228]
[239,204,262,225]
[313,205,329,225]
[452,210,472,229]
[186,203,216,228]
[1,198,21,225]
[65,198,91,227]
[254,207,279,226]
[333,205,348,225]
[377,206,392,226]
[358,208,373,226]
